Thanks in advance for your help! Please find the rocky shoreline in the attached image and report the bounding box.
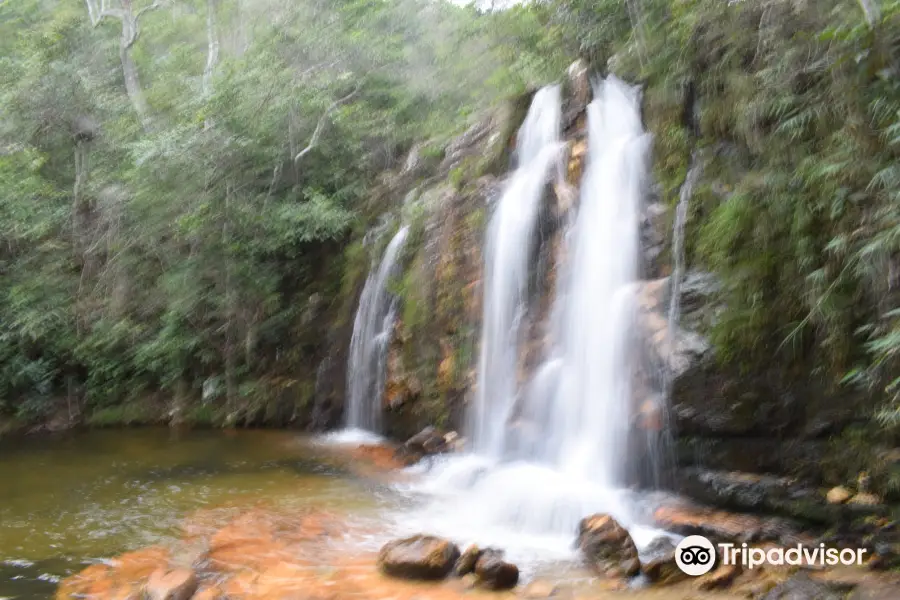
[54,436,900,600]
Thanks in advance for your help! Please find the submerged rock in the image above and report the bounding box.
[144,568,198,600]
[377,534,461,580]
[474,548,519,590]
[576,514,640,577]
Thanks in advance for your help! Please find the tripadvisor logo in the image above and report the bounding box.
[674,535,869,576]
[675,535,717,576]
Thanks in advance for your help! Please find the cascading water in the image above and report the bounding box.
[340,225,409,439]
[647,151,702,479]
[470,85,564,456]
[524,75,650,484]
[667,151,701,343]
[396,76,668,565]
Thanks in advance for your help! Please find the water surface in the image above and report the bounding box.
[0,428,386,599]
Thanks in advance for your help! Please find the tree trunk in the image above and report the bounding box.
[223,180,238,416]
[203,0,219,98]
[119,42,152,131]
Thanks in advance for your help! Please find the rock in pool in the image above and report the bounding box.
[377,534,461,580]
[474,548,519,590]
[454,544,481,576]
[640,536,688,585]
[576,514,641,577]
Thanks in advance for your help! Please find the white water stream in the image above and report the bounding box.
[392,77,670,567]
[340,225,410,439]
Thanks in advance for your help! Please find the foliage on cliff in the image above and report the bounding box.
[552,0,899,425]
[0,0,565,429]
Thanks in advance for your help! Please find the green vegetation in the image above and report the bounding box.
[2,0,897,439]
[551,0,899,425]
[0,0,565,429]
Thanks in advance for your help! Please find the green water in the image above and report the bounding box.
[0,429,384,600]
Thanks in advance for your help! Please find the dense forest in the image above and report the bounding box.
[1,0,898,441]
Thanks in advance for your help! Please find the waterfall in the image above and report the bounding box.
[667,151,701,339]
[531,75,650,486]
[646,151,702,482]
[398,77,668,563]
[470,85,564,456]
[343,225,410,437]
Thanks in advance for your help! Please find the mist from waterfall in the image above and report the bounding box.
[470,85,563,456]
[395,76,665,563]
[342,225,410,438]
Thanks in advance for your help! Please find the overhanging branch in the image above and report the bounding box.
[293,83,362,165]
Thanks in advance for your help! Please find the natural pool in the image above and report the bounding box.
[6,428,878,600]
[0,428,391,599]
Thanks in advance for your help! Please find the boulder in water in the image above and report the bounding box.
[576,514,640,577]
[406,426,447,453]
[454,544,481,576]
[640,536,688,585]
[474,549,519,590]
[377,535,461,580]
[144,568,198,600]
[395,426,456,464]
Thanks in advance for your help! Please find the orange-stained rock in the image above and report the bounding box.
[348,443,408,470]
[378,535,461,580]
[438,351,455,391]
[192,585,224,600]
[652,503,806,545]
[220,571,258,598]
[110,547,171,581]
[696,563,742,591]
[144,567,197,600]
[576,514,640,578]
[203,507,343,574]
[56,547,170,599]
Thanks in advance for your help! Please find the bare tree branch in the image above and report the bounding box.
[264,163,282,207]
[203,0,220,98]
[84,1,166,131]
[293,83,362,165]
[124,1,166,49]
[84,0,123,26]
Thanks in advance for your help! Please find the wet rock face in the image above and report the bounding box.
[377,535,462,580]
[473,549,519,590]
[675,468,889,526]
[640,536,687,585]
[640,201,669,279]
[651,502,808,547]
[454,544,480,577]
[394,426,458,464]
[576,514,640,577]
[696,563,741,591]
[563,60,591,131]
